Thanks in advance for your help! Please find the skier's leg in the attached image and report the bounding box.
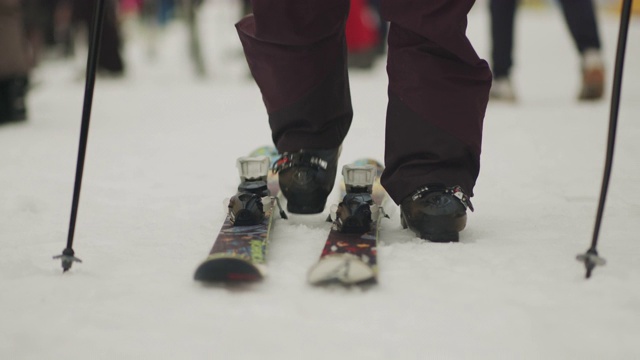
[490,0,518,79]
[489,0,518,101]
[235,0,352,153]
[236,0,351,214]
[557,0,601,54]
[557,0,604,100]
[381,0,491,202]
[381,0,492,240]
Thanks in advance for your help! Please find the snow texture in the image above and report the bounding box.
[2,1,640,359]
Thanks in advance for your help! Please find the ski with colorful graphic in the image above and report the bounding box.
[307,159,389,285]
[194,147,286,282]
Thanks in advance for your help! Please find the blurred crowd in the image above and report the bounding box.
[0,0,389,124]
[0,0,629,125]
[0,0,180,124]
[489,0,607,102]
[1,0,126,124]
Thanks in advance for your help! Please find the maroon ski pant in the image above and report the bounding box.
[236,0,491,204]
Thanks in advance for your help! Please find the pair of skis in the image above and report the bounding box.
[193,147,389,286]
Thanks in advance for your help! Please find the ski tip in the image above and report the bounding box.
[308,254,376,286]
[194,257,264,283]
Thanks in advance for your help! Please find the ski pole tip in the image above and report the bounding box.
[53,248,82,273]
[585,268,593,279]
[576,250,605,280]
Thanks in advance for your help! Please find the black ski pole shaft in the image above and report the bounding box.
[577,0,633,279]
[53,0,108,272]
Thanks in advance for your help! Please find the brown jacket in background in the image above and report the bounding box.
[0,0,29,78]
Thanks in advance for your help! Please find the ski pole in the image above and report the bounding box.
[577,0,634,279]
[53,0,108,272]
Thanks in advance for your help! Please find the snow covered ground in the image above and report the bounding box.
[2,2,640,359]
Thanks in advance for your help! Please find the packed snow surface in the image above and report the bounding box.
[2,2,639,359]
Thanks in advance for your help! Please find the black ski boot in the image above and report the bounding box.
[0,76,28,123]
[272,148,340,214]
[400,185,473,242]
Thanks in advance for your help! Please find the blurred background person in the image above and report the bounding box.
[0,0,29,124]
[240,0,250,17]
[71,0,126,76]
[489,0,605,102]
[22,0,75,66]
[345,0,382,69]
[368,0,387,55]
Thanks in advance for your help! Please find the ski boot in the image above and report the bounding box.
[400,185,473,242]
[489,76,516,103]
[272,148,340,214]
[578,48,605,101]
